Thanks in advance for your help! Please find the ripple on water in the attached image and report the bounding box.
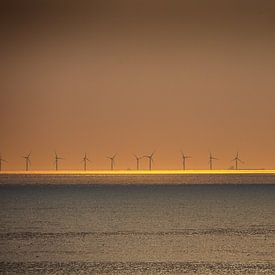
[0,262,274,274]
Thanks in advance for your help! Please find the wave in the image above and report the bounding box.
[0,261,274,274]
[1,227,274,240]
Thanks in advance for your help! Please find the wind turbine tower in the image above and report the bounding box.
[0,154,7,172]
[134,154,143,170]
[54,151,63,171]
[232,152,244,170]
[82,153,90,171]
[22,152,31,171]
[107,154,117,170]
[209,152,218,170]
[144,151,155,170]
[181,151,191,170]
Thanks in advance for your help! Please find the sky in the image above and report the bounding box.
[0,0,275,170]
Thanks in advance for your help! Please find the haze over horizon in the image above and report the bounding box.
[1,0,275,170]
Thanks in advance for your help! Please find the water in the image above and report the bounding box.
[0,174,274,274]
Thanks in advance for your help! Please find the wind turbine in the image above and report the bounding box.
[54,151,63,171]
[181,151,191,170]
[209,152,218,170]
[143,151,155,170]
[133,154,143,170]
[82,153,91,171]
[232,152,244,170]
[0,154,7,172]
[107,154,117,170]
[22,152,31,171]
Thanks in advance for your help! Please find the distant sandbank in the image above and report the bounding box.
[1,170,275,185]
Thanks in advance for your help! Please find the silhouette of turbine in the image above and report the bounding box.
[22,152,31,171]
[133,154,143,170]
[0,154,7,172]
[209,152,218,170]
[54,151,63,171]
[143,151,155,170]
[232,152,244,170]
[82,153,91,171]
[181,151,191,170]
[107,154,117,170]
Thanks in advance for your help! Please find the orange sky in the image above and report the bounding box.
[0,0,275,170]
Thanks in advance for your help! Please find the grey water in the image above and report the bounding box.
[0,174,274,274]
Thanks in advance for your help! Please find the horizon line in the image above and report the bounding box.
[0,169,275,175]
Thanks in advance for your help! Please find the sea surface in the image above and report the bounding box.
[0,174,274,274]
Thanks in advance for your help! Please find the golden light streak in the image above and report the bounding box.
[1,170,275,175]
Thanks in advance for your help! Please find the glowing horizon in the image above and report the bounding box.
[1,169,275,175]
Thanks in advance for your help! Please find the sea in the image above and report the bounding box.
[0,174,274,274]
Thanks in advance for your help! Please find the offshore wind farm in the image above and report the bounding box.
[0,150,269,173]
